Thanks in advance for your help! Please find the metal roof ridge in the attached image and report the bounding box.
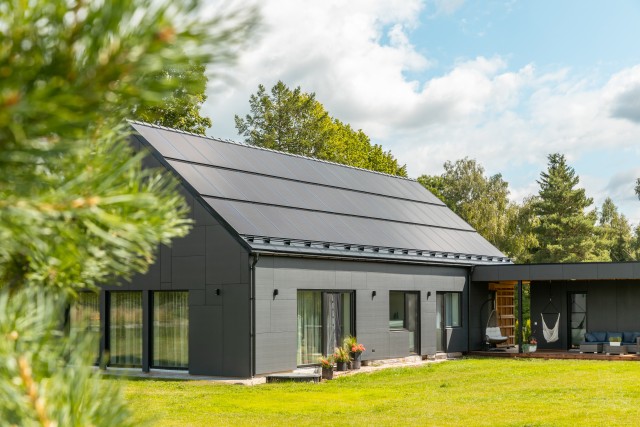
[127,119,418,183]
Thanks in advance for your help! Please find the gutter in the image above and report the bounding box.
[248,248,499,268]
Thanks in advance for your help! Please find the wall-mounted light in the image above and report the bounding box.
[371,290,377,299]
[216,288,221,296]
[427,291,431,299]
[273,289,279,299]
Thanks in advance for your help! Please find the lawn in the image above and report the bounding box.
[123,358,640,426]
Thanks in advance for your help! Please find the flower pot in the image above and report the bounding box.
[321,367,333,380]
[350,352,361,370]
[336,361,348,371]
[522,344,537,353]
[610,341,621,347]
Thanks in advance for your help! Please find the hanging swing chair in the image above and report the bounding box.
[541,298,560,343]
[485,309,509,350]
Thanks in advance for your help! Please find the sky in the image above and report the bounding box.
[202,0,640,224]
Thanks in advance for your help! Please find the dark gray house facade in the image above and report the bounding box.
[77,121,512,377]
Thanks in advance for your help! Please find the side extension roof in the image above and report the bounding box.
[130,121,508,265]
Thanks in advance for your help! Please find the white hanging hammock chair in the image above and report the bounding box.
[541,313,560,343]
[539,297,561,343]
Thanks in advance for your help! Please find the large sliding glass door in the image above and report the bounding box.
[568,292,587,349]
[297,290,354,366]
[109,292,143,367]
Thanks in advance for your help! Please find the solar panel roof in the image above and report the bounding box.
[131,121,507,264]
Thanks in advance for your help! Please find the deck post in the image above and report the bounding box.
[517,280,523,353]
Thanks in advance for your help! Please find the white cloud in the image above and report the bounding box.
[203,0,640,222]
[429,0,465,16]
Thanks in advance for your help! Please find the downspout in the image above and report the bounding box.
[467,266,476,353]
[249,253,259,378]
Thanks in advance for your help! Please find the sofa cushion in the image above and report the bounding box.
[623,332,639,343]
[584,332,598,342]
[606,332,622,341]
[592,331,607,342]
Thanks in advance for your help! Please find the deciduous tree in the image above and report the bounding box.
[134,64,213,135]
[418,158,534,260]
[235,81,407,176]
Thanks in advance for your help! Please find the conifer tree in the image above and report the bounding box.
[598,197,634,261]
[0,0,255,424]
[532,154,607,262]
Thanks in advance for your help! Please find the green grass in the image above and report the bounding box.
[123,358,640,426]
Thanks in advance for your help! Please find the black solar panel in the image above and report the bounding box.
[132,122,505,260]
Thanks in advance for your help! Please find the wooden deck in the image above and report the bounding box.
[468,349,640,361]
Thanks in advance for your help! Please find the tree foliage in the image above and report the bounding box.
[134,64,213,135]
[0,0,255,424]
[598,197,634,262]
[235,81,407,176]
[532,154,608,263]
[418,158,535,261]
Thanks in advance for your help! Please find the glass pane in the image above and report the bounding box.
[297,291,322,365]
[569,293,587,349]
[444,293,461,327]
[341,292,352,340]
[389,292,405,329]
[109,292,142,367]
[406,293,419,354]
[153,292,189,368]
[70,292,100,360]
[324,293,339,353]
[436,293,443,352]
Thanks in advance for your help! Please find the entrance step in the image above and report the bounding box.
[265,367,321,384]
[432,352,462,360]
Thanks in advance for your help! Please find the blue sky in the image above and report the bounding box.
[203,0,640,224]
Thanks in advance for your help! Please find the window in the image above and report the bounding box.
[70,292,100,359]
[389,291,420,354]
[153,292,189,369]
[109,292,143,367]
[443,292,462,327]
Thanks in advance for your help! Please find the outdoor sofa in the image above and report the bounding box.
[579,331,640,353]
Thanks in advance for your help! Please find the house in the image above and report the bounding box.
[72,121,640,378]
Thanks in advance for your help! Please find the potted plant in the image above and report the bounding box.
[333,347,351,371]
[344,336,365,370]
[521,319,536,353]
[609,336,622,347]
[319,355,334,380]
